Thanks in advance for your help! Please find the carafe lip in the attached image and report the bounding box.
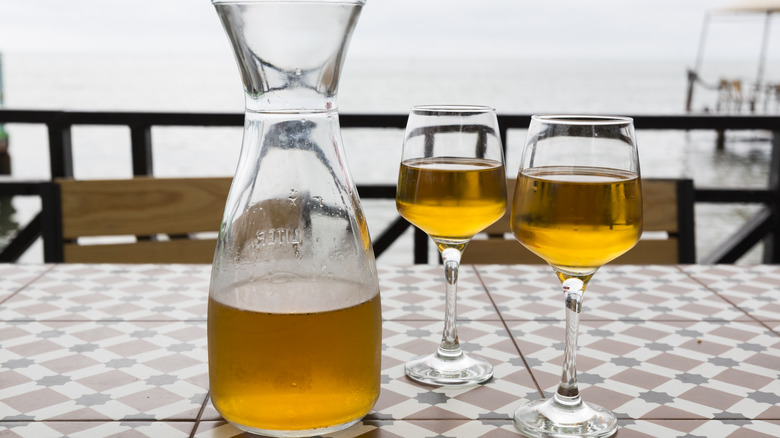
[213,0,365,4]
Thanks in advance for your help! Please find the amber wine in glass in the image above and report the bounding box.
[397,157,507,241]
[396,105,507,385]
[513,166,642,274]
[511,116,643,437]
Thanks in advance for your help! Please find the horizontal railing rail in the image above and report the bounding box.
[0,109,778,264]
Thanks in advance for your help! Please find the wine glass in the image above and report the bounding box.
[510,115,643,437]
[396,105,507,385]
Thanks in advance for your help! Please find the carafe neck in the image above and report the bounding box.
[214,0,363,112]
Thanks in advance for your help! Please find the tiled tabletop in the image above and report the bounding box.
[0,263,779,437]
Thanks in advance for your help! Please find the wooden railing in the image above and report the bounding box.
[0,109,778,264]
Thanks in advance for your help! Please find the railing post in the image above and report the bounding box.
[47,115,73,178]
[424,131,434,158]
[39,181,64,263]
[499,124,508,156]
[762,131,780,263]
[413,227,429,264]
[677,179,697,263]
[130,124,153,176]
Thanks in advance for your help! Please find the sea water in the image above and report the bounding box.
[1,53,777,263]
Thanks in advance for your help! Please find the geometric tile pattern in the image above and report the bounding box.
[480,264,750,322]
[0,264,210,321]
[378,264,499,321]
[0,320,207,422]
[682,265,780,323]
[0,264,51,304]
[506,319,780,419]
[0,263,778,437]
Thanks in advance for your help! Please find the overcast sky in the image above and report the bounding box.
[0,0,777,61]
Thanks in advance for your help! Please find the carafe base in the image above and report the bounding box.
[230,417,362,437]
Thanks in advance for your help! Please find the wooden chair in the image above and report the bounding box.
[41,177,231,263]
[461,178,696,264]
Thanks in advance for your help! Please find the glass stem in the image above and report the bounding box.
[438,247,462,359]
[555,277,585,405]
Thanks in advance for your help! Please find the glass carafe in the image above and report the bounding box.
[206,1,381,437]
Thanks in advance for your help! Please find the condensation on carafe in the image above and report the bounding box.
[210,113,378,315]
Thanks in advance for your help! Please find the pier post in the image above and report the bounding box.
[716,129,726,150]
[0,53,10,175]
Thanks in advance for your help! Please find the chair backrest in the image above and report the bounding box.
[461,178,696,264]
[43,177,231,263]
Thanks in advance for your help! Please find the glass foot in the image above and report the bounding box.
[405,351,493,386]
[513,396,617,438]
